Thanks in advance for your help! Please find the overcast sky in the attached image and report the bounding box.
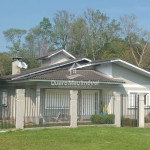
[0,0,150,52]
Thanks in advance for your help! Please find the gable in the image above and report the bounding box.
[112,63,150,85]
[42,52,72,67]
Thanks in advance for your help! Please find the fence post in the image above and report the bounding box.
[16,89,25,129]
[138,94,144,128]
[114,92,121,127]
[70,90,78,127]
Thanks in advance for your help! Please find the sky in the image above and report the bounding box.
[0,0,150,52]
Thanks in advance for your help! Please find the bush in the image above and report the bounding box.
[121,117,137,127]
[90,114,115,124]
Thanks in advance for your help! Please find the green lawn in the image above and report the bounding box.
[0,127,150,150]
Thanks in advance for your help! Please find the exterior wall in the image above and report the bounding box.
[112,63,150,85]
[42,52,70,67]
[96,63,112,77]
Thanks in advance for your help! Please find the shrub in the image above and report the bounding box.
[90,114,115,124]
[121,117,137,127]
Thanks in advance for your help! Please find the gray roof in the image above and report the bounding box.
[9,68,125,83]
[0,58,91,81]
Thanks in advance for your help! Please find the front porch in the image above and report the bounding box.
[23,88,115,128]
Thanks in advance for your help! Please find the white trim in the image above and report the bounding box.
[122,84,150,88]
[127,90,150,95]
[11,58,90,81]
[62,49,76,59]
[47,49,76,59]
[27,79,123,84]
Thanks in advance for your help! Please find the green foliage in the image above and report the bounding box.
[121,117,137,127]
[0,53,12,75]
[53,10,75,49]
[2,9,150,73]
[3,28,26,56]
[90,114,115,124]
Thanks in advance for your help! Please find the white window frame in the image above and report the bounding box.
[1,90,8,107]
[128,90,150,108]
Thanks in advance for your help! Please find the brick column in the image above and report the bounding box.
[114,93,121,127]
[138,94,144,128]
[70,90,78,127]
[16,89,25,129]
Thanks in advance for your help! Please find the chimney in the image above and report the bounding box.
[12,57,22,75]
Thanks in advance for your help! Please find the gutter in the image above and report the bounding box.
[7,79,124,84]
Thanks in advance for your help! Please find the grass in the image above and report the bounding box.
[0,127,150,150]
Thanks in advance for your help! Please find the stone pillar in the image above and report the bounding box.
[114,92,121,127]
[70,90,78,127]
[138,94,145,128]
[35,88,41,124]
[16,89,25,129]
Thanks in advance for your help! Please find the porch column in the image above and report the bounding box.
[70,90,78,127]
[114,92,121,127]
[35,87,41,124]
[16,89,25,129]
[138,94,144,128]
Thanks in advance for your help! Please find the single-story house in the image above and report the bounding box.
[0,48,150,127]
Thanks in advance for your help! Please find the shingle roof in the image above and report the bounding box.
[12,68,124,83]
[0,58,90,80]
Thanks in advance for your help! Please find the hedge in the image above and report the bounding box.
[90,114,114,124]
[121,117,137,127]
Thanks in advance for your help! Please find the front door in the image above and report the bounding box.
[80,90,99,120]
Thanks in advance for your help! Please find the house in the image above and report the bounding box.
[0,48,150,128]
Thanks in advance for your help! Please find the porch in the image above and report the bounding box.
[23,88,114,128]
[0,88,149,129]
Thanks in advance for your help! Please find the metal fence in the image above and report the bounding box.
[77,93,115,125]
[24,91,70,128]
[144,96,150,123]
[121,94,138,127]
[0,93,16,129]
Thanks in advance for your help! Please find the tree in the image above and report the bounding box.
[25,17,54,58]
[53,10,75,50]
[3,28,26,56]
[0,53,12,75]
[69,17,87,57]
[120,15,150,67]
[83,9,109,60]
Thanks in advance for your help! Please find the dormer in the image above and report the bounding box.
[37,48,76,67]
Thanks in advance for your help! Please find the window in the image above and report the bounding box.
[45,91,70,109]
[144,94,150,107]
[1,90,7,107]
[129,92,150,108]
[129,93,138,108]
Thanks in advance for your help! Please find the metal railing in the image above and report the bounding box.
[0,95,16,129]
[24,91,70,128]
